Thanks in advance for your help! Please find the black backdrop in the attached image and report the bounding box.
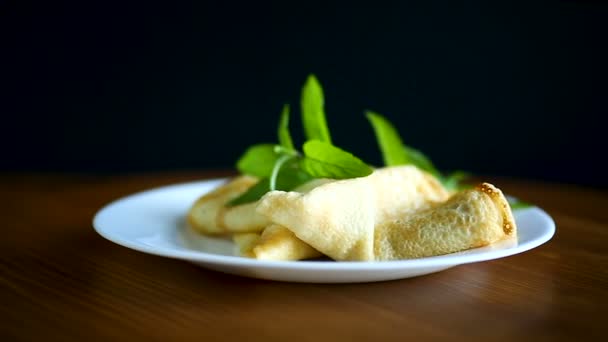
[2,1,607,187]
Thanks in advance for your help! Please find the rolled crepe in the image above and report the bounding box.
[256,166,450,261]
[187,175,271,235]
[189,175,334,239]
[374,183,516,260]
[232,233,261,257]
[238,178,333,260]
[218,202,271,234]
[217,180,331,234]
[252,224,323,261]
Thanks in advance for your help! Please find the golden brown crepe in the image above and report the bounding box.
[232,233,261,257]
[256,166,450,261]
[188,175,334,238]
[373,183,517,260]
[218,202,271,234]
[187,175,271,235]
[251,224,322,260]
[236,179,333,260]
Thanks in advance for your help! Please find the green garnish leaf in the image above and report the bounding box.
[440,170,471,191]
[236,144,279,178]
[508,197,533,210]
[277,104,295,151]
[228,162,314,206]
[366,111,441,176]
[301,74,332,143]
[228,178,271,206]
[402,145,441,177]
[366,111,409,166]
[301,140,373,179]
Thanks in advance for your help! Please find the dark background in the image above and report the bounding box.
[2,1,607,187]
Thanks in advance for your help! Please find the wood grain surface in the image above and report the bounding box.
[1,171,607,341]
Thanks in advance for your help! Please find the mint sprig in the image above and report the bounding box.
[230,75,371,206]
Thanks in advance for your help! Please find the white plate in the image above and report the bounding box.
[93,178,555,283]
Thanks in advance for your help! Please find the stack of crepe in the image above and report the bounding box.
[187,166,517,261]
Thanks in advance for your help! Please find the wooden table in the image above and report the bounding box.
[1,171,607,341]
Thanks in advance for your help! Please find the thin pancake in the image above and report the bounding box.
[374,183,517,260]
[256,166,450,261]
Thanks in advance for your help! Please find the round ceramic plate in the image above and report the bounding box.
[93,178,555,283]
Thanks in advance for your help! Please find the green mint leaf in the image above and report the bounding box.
[228,161,314,206]
[403,145,441,177]
[236,144,279,178]
[440,170,471,191]
[365,111,409,166]
[366,111,441,177]
[277,104,295,150]
[301,140,373,179]
[508,197,534,210]
[275,158,315,190]
[301,74,332,143]
[227,178,271,206]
